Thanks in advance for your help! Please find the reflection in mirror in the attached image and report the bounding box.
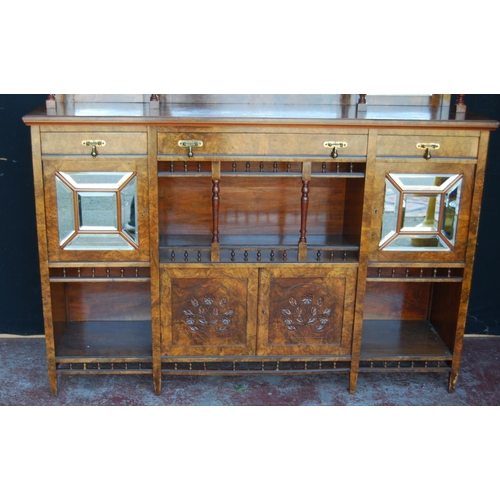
[78,192,118,230]
[401,193,441,232]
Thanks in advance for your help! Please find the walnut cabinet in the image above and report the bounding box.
[23,94,498,396]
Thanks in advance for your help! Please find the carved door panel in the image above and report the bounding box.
[161,267,259,356]
[257,267,357,356]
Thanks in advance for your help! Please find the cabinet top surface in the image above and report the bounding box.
[23,99,499,130]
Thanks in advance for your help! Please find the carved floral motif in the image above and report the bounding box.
[183,294,235,337]
[281,294,332,338]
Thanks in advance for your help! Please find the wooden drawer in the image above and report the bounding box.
[41,132,148,156]
[158,132,368,158]
[377,134,479,159]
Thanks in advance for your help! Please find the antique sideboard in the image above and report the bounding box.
[23,94,499,396]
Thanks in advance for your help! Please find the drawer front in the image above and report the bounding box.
[41,132,148,156]
[158,132,368,158]
[377,135,479,159]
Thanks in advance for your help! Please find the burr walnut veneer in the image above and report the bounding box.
[23,94,498,396]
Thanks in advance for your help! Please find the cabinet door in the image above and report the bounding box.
[257,267,357,356]
[161,267,259,357]
[369,163,474,262]
[43,159,149,262]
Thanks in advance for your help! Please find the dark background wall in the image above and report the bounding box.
[0,95,46,334]
[0,94,499,335]
[462,95,500,335]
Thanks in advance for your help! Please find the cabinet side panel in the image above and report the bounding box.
[430,282,462,351]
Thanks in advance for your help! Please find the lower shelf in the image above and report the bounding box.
[161,358,351,375]
[55,321,152,362]
[55,362,153,375]
[360,320,453,368]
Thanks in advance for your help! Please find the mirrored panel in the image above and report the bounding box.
[121,177,137,244]
[385,234,448,251]
[442,181,462,245]
[78,192,118,230]
[401,193,441,232]
[391,174,453,191]
[381,178,400,243]
[55,177,75,245]
[59,172,132,189]
[65,234,134,251]
[55,171,138,251]
[380,173,462,252]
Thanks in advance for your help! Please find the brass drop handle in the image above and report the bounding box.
[324,141,348,159]
[82,140,106,158]
[417,143,440,160]
[178,140,204,158]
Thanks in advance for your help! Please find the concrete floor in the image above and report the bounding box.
[1,336,499,405]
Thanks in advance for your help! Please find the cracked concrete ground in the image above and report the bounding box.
[1,336,499,406]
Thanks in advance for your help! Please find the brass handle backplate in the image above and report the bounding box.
[178,140,204,158]
[324,141,348,159]
[82,140,106,158]
[417,143,440,160]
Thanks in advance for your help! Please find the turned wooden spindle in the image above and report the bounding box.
[298,162,312,260]
[212,179,220,244]
[150,94,160,115]
[299,180,309,244]
[357,94,367,114]
[46,94,56,112]
[455,94,466,115]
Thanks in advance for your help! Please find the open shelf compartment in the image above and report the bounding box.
[158,161,365,264]
[360,276,463,371]
[50,278,152,365]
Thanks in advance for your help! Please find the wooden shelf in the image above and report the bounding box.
[360,320,452,361]
[56,321,152,361]
[160,234,359,250]
[159,234,360,264]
